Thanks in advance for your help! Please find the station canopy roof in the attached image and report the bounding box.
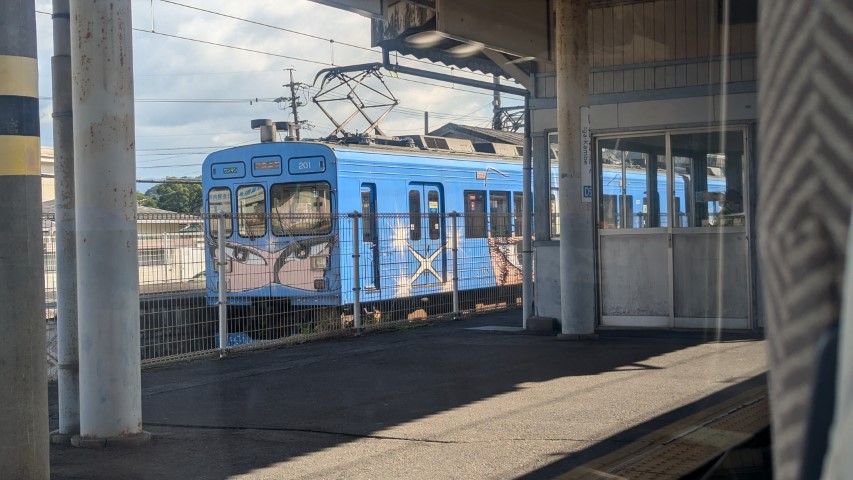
[309,0,552,79]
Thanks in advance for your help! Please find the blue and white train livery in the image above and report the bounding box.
[201,137,526,321]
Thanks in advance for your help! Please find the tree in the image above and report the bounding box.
[143,178,202,214]
[136,191,157,208]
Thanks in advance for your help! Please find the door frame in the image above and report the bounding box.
[594,125,753,330]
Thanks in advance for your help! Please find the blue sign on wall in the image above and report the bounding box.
[211,162,245,179]
[252,156,283,176]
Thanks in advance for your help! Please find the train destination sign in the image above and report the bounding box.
[289,156,326,175]
[211,162,245,179]
[252,156,283,176]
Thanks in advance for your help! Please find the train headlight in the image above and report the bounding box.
[310,255,327,270]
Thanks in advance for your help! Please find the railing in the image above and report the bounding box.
[43,211,527,370]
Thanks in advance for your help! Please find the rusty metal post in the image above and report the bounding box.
[70,0,148,447]
[556,0,594,336]
[0,0,50,475]
[49,0,80,444]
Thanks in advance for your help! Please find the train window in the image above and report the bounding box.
[464,190,486,239]
[671,131,745,228]
[270,182,332,236]
[513,192,525,236]
[208,187,233,237]
[361,184,377,243]
[237,185,267,238]
[598,135,667,229]
[409,190,421,241]
[489,191,511,238]
[427,190,441,240]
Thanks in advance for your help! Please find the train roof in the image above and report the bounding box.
[203,137,524,168]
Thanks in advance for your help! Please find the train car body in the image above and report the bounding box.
[599,166,728,229]
[201,140,525,316]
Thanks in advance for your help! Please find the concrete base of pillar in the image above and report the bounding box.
[527,316,558,332]
[50,430,77,445]
[71,431,151,449]
[556,333,599,341]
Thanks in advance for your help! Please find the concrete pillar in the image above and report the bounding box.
[50,0,80,441]
[556,0,595,336]
[70,0,147,446]
[0,0,50,477]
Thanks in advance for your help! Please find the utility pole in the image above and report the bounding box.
[0,0,50,476]
[492,76,502,131]
[50,0,80,444]
[284,68,304,140]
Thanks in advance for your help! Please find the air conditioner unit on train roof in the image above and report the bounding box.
[405,135,476,153]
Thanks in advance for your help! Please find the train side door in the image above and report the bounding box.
[360,183,380,290]
[407,182,446,288]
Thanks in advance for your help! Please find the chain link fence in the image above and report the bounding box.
[43,211,526,369]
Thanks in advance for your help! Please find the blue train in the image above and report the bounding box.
[201,135,526,325]
[598,166,730,229]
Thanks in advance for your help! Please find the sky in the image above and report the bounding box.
[33,0,523,191]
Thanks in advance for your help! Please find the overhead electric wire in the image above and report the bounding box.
[134,29,334,66]
[157,0,498,80]
[36,7,518,93]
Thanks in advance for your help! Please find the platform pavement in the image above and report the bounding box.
[48,312,767,479]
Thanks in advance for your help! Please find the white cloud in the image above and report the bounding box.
[34,0,522,181]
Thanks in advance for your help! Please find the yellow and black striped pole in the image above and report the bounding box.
[0,1,50,478]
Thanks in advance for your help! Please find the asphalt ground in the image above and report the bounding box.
[48,311,767,479]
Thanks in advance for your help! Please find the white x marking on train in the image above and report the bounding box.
[408,244,442,284]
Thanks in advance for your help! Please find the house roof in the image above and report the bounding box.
[41,200,202,223]
[429,123,523,145]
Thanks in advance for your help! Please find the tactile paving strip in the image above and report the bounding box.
[559,386,768,480]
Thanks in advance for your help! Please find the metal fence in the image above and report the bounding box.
[43,211,526,368]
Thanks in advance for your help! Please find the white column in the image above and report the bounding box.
[71,0,146,445]
[556,0,595,335]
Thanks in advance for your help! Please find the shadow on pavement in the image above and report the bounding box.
[48,312,765,479]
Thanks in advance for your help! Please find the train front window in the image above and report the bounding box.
[208,187,233,237]
[270,182,332,236]
[236,185,266,238]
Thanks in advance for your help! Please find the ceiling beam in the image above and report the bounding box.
[481,49,535,92]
